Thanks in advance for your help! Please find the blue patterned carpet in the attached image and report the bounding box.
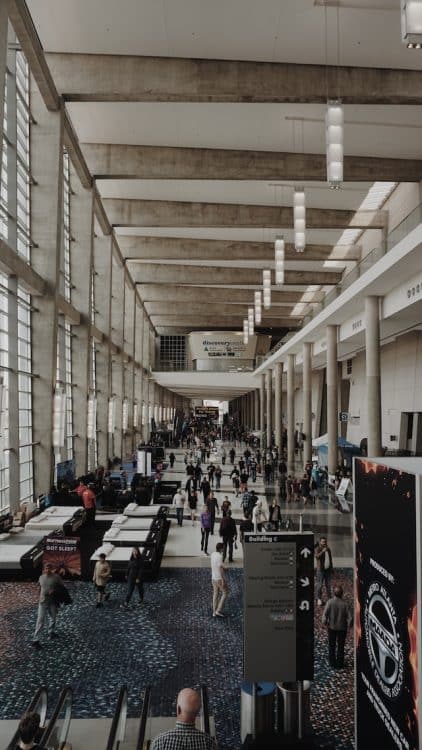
[0,569,354,749]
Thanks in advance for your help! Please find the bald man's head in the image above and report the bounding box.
[176,688,201,723]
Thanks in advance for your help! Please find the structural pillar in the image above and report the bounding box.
[327,325,338,475]
[30,83,63,495]
[365,296,382,456]
[254,389,259,430]
[259,373,265,437]
[274,362,282,452]
[70,172,94,475]
[266,369,272,447]
[287,354,295,474]
[93,235,113,467]
[302,342,312,467]
[0,3,8,144]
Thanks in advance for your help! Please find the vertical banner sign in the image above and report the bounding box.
[355,459,419,750]
[244,532,314,681]
[43,533,81,578]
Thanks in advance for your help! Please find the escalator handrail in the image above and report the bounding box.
[5,686,49,750]
[200,685,210,736]
[135,686,151,750]
[39,686,73,749]
[105,685,128,750]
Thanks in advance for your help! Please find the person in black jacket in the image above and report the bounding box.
[123,547,144,608]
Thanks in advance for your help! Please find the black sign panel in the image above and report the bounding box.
[194,406,219,419]
[244,532,314,682]
[355,459,419,750]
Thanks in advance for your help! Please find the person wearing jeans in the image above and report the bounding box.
[315,536,333,605]
[323,585,353,668]
[200,507,212,555]
[32,563,62,648]
[172,489,185,527]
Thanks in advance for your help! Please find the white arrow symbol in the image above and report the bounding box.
[299,600,310,611]
[300,577,310,587]
[300,547,311,558]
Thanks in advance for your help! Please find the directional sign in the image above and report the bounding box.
[243,531,314,682]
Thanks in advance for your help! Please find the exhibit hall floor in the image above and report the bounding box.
[0,454,354,749]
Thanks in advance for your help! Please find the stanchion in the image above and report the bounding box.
[252,682,256,739]
[298,680,304,740]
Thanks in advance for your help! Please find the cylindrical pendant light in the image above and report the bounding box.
[275,237,285,284]
[133,401,139,428]
[243,319,249,345]
[122,398,129,432]
[326,100,344,189]
[107,396,116,434]
[254,290,262,324]
[294,189,306,253]
[248,307,254,336]
[53,386,66,450]
[263,269,271,309]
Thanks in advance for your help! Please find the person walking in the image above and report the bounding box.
[172,488,185,527]
[315,536,333,606]
[210,542,228,618]
[219,510,237,563]
[168,451,176,468]
[123,547,144,608]
[229,447,236,465]
[93,552,112,608]
[323,585,353,669]
[32,562,62,648]
[206,492,219,535]
[200,506,212,555]
[214,464,222,490]
[201,476,211,503]
[221,496,231,517]
[252,499,268,532]
[268,499,282,530]
[221,448,226,466]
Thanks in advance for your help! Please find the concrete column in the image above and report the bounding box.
[110,257,125,457]
[134,303,144,445]
[287,355,295,474]
[30,81,63,495]
[274,362,282,452]
[302,342,312,467]
[70,174,94,475]
[7,277,19,511]
[266,369,272,447]
[123,285,136,457]
[254,389,259,430]
[260,374,265,437]
[327,325,338,475]
[365,296,382,456]
[93,235,112,467]
[0,4,8,145]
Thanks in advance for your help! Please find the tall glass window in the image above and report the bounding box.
[17,287,33,502]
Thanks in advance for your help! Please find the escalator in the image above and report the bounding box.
[5,685,72,750]
[5,686,48,750]
[105,685,128,750]
[134,684,211,749]
[39,686,73,749]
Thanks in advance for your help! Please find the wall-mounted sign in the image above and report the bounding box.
[355,458,420,750]
[43,533,81,578]
[244,532,314,682]
[194,406,219,419]
[188,332,258,360]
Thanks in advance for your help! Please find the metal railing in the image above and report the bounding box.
[105,685,128,750]
[135,686,151,750]
[39,686,73,750]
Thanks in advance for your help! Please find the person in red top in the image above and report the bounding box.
[75,478,87,498]
[82,483,96,525]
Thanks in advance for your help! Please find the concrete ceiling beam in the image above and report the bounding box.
[105,199,387,229]
[150,315,301,327]
[120,236,361,262]
[129,264,342,285]
[46,53,422,104]
[136,284,325,304]
[145,302,301,316]
[83,143,422,182]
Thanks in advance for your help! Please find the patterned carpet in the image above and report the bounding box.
[0,569,354,749]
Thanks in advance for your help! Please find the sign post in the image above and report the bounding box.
[244,532,314,683]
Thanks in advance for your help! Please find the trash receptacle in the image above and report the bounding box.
[240,681,276,742]
[277,681,312,737]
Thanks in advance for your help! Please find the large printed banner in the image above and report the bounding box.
[355,459,419,750]
[43,534,81,578]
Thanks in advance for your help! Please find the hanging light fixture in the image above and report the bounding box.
[263,269,271,309]
[122,398,129,432]
[254,290,262,324]
[243,319,249,345]
[274,237,285,284]
[326,100,343,189]
[248,307,254,336]
[133,401,139,428]
[87,393,97,441]
[53,385,66,450]
[107,396,116,434]
[293,189,306,253]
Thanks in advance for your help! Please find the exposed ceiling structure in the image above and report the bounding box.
[24,0,422,396]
